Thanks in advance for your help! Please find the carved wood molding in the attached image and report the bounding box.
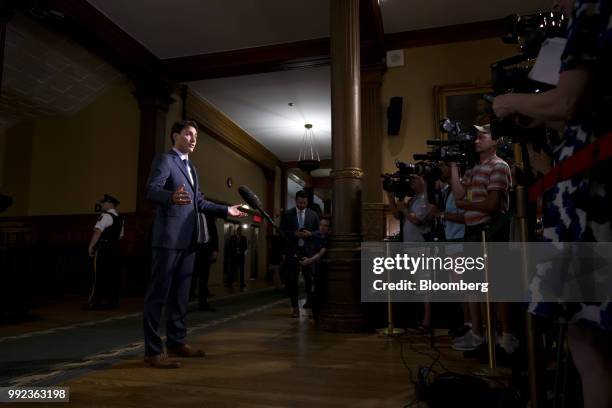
[385,19,506,50]
[185,89,279,172]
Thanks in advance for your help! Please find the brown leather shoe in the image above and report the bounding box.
[144,354,181,369]
[166,344,206,358]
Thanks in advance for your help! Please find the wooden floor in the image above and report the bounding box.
[10,303,486,408]
[0,295,145,339]
[0,280,271,339]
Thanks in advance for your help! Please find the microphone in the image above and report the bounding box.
[238,185,264,213]
[238,185,287,240]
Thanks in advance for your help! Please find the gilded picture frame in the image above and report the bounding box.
[433,82,493,140]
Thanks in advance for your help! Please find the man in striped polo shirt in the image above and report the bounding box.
[448,123,515,353]
[450,124,511,241]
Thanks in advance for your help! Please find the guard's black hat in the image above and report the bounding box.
[101,194,120,206]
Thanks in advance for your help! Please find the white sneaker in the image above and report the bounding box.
[451,330,485,351]
[498,333,520,354]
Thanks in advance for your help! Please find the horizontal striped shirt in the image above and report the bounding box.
[461,155,511,226]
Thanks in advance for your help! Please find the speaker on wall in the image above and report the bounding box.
[387,96,403,135]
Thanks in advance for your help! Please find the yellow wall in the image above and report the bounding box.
[32,80,139,215]
[1,122,34,215]
[1,80,140,216]
[381,38,517,174]
[192,133,266,206]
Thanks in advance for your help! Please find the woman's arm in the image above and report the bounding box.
[493,67,590,121]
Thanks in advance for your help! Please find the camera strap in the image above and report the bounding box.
[528,131,612,202]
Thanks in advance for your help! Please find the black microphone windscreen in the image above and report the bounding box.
[238,185,263,210]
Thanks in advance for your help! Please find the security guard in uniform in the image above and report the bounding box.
[85,194,124,310]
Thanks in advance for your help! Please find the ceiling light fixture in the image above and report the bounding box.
[297,123,321,173]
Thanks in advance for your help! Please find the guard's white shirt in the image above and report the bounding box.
[94,209,124,239]
[173,147,194,185]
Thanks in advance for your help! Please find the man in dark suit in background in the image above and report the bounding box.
[223,224,235,287]
[280,190,319,317]
[229,226,248,289]
[144,119,245,369]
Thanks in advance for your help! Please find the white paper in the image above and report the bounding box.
[528,37,567,86]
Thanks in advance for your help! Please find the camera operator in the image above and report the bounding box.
[429,162,470,338]
[386,175,431,243]
[493,0,611,405]
[430,162,466,242]
[450,124,511,242]
[449,124,517,353]
[387,175,433,332]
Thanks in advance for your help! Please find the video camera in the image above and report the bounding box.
[413,118,479,168]
[381,160,441,199]
[489,11,566,138]
[493,11,566,94]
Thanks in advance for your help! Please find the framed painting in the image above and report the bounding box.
[433,82,493,140]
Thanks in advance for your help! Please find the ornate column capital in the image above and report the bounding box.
[330,167,364,180]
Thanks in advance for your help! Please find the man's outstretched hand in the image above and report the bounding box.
[228,204,247,218]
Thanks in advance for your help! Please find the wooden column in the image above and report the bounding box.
[361,65,386,241]
[0,1,15,92]
[319,0,365,332]
[134,82,174,214]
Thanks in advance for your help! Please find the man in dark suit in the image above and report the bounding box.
[280,190,319,317]
[229,226,248,289]
[143,119,245,369]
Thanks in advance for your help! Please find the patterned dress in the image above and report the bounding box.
[528,0,612,329]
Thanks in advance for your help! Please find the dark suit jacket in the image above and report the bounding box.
[280,207,319,257]
[146,150,228,250]
[229,235,247,258]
